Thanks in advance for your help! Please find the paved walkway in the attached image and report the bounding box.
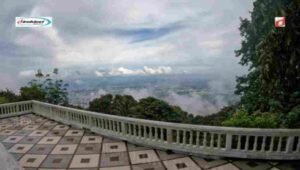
[0,114,299,170]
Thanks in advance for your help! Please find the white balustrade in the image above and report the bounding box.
[1,100,300,160]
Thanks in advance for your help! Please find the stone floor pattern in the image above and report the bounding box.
[0,114,299,170]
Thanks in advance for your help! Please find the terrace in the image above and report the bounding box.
[0,101,299,169]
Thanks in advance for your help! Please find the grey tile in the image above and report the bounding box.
[100,152,130,167]
[28,144,55,154]
[19,136,42,144]
[59,136,82,144]
[40,154,73,168]
[76,143,101,154]
[132,161,165,170]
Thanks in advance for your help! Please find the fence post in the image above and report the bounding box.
[226,134,232,151]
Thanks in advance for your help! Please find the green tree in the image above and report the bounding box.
[20,85,45,101]
[0,96,8,104]
[131,97,182,122]
[235,0,300,113]
[0,89,19,102]
[111,95,137,116]
[89,94,113,113]
[21,68,68,104]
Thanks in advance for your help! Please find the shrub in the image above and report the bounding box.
[222,107,281,128]
[285,105,300,128]
[222,107,252,127]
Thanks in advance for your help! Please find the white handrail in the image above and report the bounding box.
[1,100,300,160]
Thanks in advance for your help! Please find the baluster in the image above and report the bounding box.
[254,136,258,151]
[245,136,249,151]
[210,133,214,148]
[149,126,152,139]
[286,136,295,153]
[155,127,158,140]
[177,130,180,144]
[237,135,241,150]
[297,136,300,152]
[183,131,186,145]
[138,125,142,137]
[261,136,266,152]
[160,128,164,141]
[217,134,221,149]
[189,131,193,145]
[196,131,200,146]
[143,126,147,138]
[270,137,275,152]
[203,132,207,147]
[277,137,282,152]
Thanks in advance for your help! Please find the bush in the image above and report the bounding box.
[0,96,8,104]
[252,112,280,128]
[222,107,281,128]
[285,105,300,128]
[222,107,252,127]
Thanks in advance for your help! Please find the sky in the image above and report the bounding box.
[0,0,254,90]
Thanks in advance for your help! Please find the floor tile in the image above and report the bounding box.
[46,129,67,136]
[129,150,160,164]
[59,136,82,144]
[81,135,103,144]
[100,166,131,170]
[127,143,150,151]
[65,129,84,136]
[76,143,101,154]
[28,130,49,136]
[192,157,227,169]
[132,162,166,170]
[156,150,185,161]
[22,125,40,131]
[100,152,129,167]
[28,144,55,154]
[53,124,69,130]
[163,157,202,170]
[51,144,78,154]
[40,154,73,168]
[0,129,16,135]
[210,163,239,170]
[102,142,127,153]
[19,154,47,168]
[233,160,272,170]
[69,154,100,168]
[2,135,24,143]
[19,136,42,144]
[8,144,33,153]
[38,136,61,145]
[103,137,121,143]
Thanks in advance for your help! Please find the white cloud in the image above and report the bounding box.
[94,71,104,77]
[108,66,172,76]
[143,66,172,74]
[18,70,35,77]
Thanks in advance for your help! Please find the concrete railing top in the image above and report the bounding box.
[1,100,300,160]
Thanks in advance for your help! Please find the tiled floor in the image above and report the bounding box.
[0,114,299,170]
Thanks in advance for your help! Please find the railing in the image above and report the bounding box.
[0,101,32,118]
[1,100,300,160]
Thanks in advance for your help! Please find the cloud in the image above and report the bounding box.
[18,70,35,77]
[94,71,104,77]
[0,0,253,90]
[108,66,172,76]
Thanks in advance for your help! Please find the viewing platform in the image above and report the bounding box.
[0,101,299,169]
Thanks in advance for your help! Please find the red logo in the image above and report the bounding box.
[275,17,285,28]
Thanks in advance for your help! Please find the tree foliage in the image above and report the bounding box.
[235,0,300,113]
[222,107,281,128]
[20,68,68,104]
[0,89,19,102]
